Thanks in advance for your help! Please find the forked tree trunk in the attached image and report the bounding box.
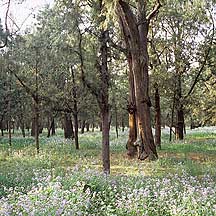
[154,84,161,149]
[119,12,137,157]
[118,0,159,160]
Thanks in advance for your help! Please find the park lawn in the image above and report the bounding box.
[0,128,216,215]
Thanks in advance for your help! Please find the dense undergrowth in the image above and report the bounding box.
[0,127,216,215]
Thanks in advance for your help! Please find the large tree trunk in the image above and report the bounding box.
[154,84,161,149]
[118,0,158,160]
[118,10,137,157]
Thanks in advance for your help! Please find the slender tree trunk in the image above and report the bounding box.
[47,116,51,138]
[71,66,79,149]
[92,122,95,132]
[8,87,12,146]
[34,100,39,154]
[154,84,161,149]
[115,102,118,138]
[51,118,55,135]
[101,108,110,174]
[86,122,90,132]
[73,113,79,150]
[176,106,184,140]
[78,0,110,173]
[81,120,85,134]
[121,116,125,132]
[99,27,110,174]
[175,75,184,140]
[169,91,176,142]
[8,120,12,147]
[99,122,102,132]
[21,121,25,138]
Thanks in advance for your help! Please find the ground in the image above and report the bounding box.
[0,127,216,215]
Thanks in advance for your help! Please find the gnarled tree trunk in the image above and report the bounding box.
[117,0,160,160]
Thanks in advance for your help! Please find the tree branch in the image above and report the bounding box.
[108,37,127,55]
[184,15,214,99]
[9,68,37,101]
[146,0,162,22]
[0,0,11,48]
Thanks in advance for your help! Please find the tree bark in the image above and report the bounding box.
[99,27,110,174]
[118,0,158,160]
[118,9,137,157]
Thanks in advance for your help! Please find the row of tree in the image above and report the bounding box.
[0,0,215,173]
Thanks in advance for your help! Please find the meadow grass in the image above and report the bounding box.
[0,127,216,215]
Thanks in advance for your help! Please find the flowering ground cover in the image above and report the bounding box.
[0,127,216,215]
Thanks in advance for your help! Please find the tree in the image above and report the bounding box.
[154,0,214,140]
[116,0,161,160]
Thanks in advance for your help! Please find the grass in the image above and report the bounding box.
[0,127,216,215]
